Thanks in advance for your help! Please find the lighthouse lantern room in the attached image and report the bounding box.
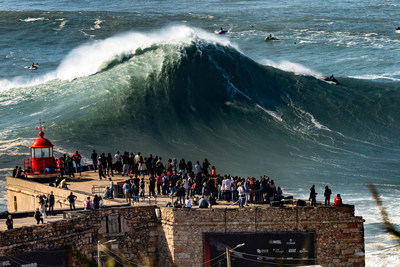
[24,120,60,179]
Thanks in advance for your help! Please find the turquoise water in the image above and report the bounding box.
[0,1,399,265]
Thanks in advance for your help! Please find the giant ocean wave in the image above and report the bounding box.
[1,25,399,181]
[1,25,400,267]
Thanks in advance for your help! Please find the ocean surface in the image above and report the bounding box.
[0,0,399,265]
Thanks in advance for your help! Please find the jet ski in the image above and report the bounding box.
[216,30,228,34]
[24,65,38,70]
[323,75,339,85]
[265,36,279,41]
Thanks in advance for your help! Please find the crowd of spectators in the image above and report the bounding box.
[86,150,290,209]
[33,150,343,212]
[5,151,344,231]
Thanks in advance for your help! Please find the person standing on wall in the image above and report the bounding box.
[38,198,47,219]
[109,178,115,199]
[91,150,98,172]
[123,180,131,204]
[12,166,18,177]
[149,174,156,197]
[106,153,114,177]
[324,186,332,206]
[48,191,55,215]
[72,150,82,175]
[237,182,245,208]
[67,192,77,210]
[114,151,122,174]
[309,185,317,206]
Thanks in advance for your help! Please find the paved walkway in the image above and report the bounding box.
[1,170,291,232]
[0,213,65,231]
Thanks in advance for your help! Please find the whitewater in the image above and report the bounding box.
[1,1,400,266]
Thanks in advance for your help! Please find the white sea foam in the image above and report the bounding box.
[256,100,331,132]
[307,110,331,131]
[0,25,235,91]
[189,13,214,19]
[90,19,102,30]
[298,40,315,44]
[349,73,400,81]
[80,29,95,38]
[56,25,235,81]
[0,70,56,92]
[0,72,56,92]
[286,94,331,132]
[56,20,68,31]
[255,104,283,122]
[364,33,378,37]
[260,59,323,77]
[20,17,47,22]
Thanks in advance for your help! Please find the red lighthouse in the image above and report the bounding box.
[24,120,60,179]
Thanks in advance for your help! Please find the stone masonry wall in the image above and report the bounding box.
[159,205,365,267]
[0,206,159,266]
[0,205,364,267]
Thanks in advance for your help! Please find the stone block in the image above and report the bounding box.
[176,253,190,259]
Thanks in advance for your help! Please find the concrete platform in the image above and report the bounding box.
[2,170,299,231]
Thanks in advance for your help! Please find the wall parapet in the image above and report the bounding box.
[0,204,364,267]
[0,206,159,266]
[158,206,365,267]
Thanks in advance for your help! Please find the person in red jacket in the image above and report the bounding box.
[334,194,342,206]
[71,151,82,175]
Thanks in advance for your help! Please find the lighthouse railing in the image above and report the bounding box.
[24,156,59,175]
[24,158,33,174]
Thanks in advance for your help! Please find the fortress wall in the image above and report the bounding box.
[0,205,364,267]
[159,206,365,267]
[0,206,159,266]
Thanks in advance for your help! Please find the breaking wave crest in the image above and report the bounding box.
[1,25,399,179]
